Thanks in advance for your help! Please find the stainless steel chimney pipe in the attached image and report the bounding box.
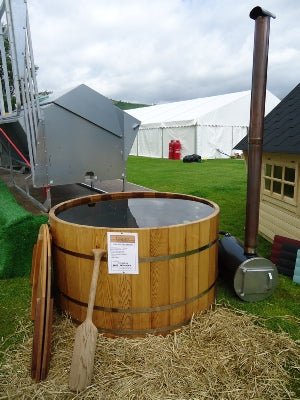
[218,7,278,302]
[244,7,276,256]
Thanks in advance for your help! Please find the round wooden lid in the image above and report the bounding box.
[30,224,53,382]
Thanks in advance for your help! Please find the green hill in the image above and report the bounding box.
[113,100,150,110]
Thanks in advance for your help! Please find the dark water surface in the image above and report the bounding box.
[57,198,215,228]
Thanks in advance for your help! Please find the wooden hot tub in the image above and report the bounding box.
[49,191,219,337]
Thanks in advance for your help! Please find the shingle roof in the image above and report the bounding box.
[235,83,300,154]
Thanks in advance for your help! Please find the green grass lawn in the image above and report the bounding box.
[127,156,268,254]
[0,277,32,351]
[127,156,299,340]
[0,157,299,363]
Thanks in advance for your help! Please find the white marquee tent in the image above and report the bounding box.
[127,90,280,159]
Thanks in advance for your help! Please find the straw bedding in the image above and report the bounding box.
[0,305,299,400]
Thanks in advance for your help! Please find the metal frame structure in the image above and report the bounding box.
[0,0,49,209]
[0,0,41,160]
[0,0,140,211]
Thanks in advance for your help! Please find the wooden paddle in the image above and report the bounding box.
[69,248,106,391]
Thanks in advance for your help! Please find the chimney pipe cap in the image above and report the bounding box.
[250,6,276,20]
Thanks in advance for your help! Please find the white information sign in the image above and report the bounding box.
[107,232,139,274]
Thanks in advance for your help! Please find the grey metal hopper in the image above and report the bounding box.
[34,84,140,187]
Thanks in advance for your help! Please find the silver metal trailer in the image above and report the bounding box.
[0,0,140,210]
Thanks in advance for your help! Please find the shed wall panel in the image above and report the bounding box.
[259,201,300,242]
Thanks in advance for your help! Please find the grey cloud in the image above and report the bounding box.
[29,0,300,103]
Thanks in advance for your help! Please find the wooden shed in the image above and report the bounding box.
[236,83,300,243]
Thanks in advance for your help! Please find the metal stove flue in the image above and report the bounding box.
[218,6,278,302]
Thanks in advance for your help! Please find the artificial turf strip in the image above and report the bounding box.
[0,178,48,278]
[0,179,29,226]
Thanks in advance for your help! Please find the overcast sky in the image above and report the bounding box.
[28,0,300,104]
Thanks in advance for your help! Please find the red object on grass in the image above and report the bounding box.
[173,140,181,160]
[168,140,175,159]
